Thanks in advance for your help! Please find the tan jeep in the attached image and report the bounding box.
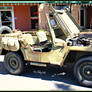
[0,5,92,87]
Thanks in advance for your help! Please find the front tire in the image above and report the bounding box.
[74,56,92,87]
[4,52,24,75]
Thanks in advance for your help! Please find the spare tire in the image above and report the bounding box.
[0,26,12,34]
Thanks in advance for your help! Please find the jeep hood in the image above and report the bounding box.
[50,6,81,38]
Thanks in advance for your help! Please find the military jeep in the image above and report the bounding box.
[0,5,92,87]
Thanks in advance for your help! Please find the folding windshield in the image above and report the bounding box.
[49,5,81,38]
[49,17,66,40]
[46,14,56,44]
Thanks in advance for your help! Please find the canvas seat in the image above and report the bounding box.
[36,31,48,45]
[21,34,35,45]
[21,34,48,52]
[36,31,52,52]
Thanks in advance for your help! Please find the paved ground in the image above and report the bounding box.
[0,55,92,91]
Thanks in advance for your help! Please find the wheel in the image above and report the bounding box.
[4,52,24,75]
[0,26,12,34]
[74,56,92,87]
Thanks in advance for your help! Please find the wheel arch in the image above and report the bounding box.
[1,49,24,60]
[64,51,92,65]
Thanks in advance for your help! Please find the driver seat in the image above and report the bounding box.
[36,31,52,52]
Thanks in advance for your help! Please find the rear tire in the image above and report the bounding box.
[4,52,24,75]
[74,56,92,87]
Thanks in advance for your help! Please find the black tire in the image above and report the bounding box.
[74,56,92,87]
[4,52,24,75]
[0,26,12,34]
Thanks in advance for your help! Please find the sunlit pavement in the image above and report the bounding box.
[0,55,92,91]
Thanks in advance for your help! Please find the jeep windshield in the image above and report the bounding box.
[49,5,82,39]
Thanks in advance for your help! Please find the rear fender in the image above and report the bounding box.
[1,37,20,51]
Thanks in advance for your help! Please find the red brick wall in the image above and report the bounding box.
[14,5,31,31]
[71,5,81,25]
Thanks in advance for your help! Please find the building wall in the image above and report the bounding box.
[71,4,81,25]
[0,4,48,31]
[14,4,49,31]
[0,5,31,31]
[14,4,48,31]
[14,5,31,31]
[86,6,92,28]
[0,4,92,31]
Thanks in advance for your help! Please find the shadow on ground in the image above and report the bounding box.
[0,62,8,74]
[0,61,87,90]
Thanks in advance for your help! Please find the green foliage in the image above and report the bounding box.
[39,29,45,32]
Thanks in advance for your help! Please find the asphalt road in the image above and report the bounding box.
[0,55,92,91]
